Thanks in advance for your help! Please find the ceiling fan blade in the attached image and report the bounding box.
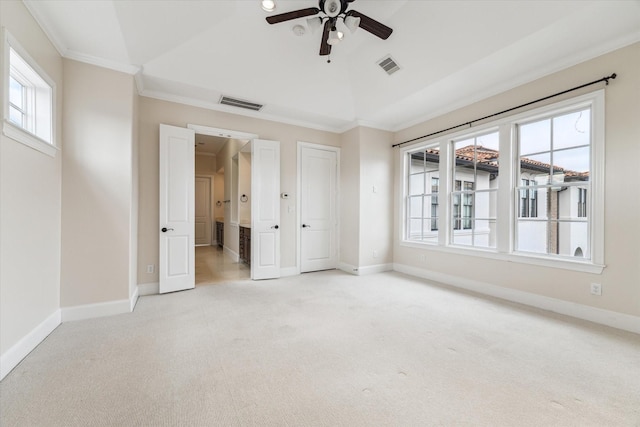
[347,10,393,40]
[266,7,320,24]
[319,20,332,56]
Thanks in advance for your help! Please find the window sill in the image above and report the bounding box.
[3,121,57,157]
[399,240,605,274]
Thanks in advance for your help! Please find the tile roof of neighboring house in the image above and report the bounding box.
[417,145,588,180]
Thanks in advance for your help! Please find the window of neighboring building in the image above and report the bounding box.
[430,177,439,231]
[3,31,56,156]
[400,90,605,273]
[519,179,538,218]
[578,188,587,218]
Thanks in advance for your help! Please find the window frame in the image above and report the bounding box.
[3,30,57,157]
[399,90,605,274]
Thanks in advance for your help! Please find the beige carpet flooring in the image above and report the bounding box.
[1,269,639,426]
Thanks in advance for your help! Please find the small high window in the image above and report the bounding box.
[3,32,56,156]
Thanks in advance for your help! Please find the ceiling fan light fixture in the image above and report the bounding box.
[307,16,322,33]
[344,15,360,33]
[328,28,343,45]
[261,0,276,12]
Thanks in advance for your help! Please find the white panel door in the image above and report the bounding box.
[300,146,338,272]
[251,139,280,280]
[159,124,195,293]
[194,176,211,245]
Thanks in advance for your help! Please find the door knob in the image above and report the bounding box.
[161,227,174,232]
[271,225,279,229]
[302,224,311,228]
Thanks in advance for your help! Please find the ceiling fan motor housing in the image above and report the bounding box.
[321,0,345,17]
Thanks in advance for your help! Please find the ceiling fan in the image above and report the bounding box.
[265,0,393,57]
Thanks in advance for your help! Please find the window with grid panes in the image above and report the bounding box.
[401,91,603,272]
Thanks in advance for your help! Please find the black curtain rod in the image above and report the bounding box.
[392,73,617,148]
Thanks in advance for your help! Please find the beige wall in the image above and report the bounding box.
[137,97,341,284]
[130,87,140,302]
[339,127,361,268]
[61,59,136,307]
[359,127,394,267]
[393,42,640,317]
[339,126,394,270]
[195,153,216,175]
[0,0,64,355]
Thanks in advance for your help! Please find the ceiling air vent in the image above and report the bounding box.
[219,96,263,111]
[377,55,400,75]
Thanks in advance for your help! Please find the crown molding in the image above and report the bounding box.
[64,50,140,75]
[22,0,68,56]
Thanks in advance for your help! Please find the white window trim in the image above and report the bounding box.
[3,29,58,157]
[399,90,605,274]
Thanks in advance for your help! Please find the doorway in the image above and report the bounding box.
[159,124,282,292]
[191,125,257,286]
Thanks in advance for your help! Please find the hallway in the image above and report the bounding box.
[195,245,250,285]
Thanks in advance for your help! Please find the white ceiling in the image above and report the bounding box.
[24,0,640,133]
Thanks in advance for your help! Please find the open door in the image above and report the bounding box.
[159,124,195,293]
[251,139,281,280]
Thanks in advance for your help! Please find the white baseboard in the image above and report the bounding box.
[358,263,393,275]
[393,263,640,335]
[280,266,299,277]
[138,282,159,296]
[338,262,392,276]
[338,262,359,275]
[223,246,239,262]
[129,286,139,311]
[1,309,61,381]
[61,298,131,322]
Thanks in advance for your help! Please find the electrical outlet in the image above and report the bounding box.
[146,264,155,274]
[590,283,602,296]
[372,250,378,258]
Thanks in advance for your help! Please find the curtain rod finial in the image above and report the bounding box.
[605,73,617,85]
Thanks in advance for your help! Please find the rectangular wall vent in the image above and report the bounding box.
[219,96,263,111]
[377,55,401,75]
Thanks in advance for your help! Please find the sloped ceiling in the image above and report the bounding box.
[25,0,640,132]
